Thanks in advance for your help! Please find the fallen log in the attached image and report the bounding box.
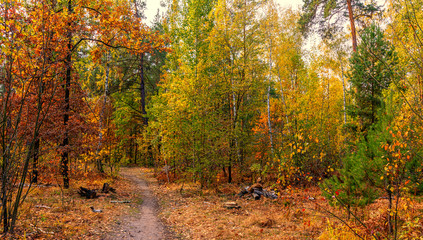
[110,200,131,203]
[223,201,241,209]
[34,205,51,209]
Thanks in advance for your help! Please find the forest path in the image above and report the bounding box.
[105,167,173,240]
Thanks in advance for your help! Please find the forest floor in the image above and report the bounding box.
[5,167,423,239]
[4,167,174,239]
[151,178,331,240]
[149,171,423,240]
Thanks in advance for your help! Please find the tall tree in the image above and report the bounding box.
[322,24,401,237]
[210,0,266,182]
[155,0,221,185]
[299,0,380,52]
[347,24,398,135]
[60,0,73,189]
[264,0,278,155]
[0,0,66,232]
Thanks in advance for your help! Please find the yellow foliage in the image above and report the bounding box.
[318,220,366,240]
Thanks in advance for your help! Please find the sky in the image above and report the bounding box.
[143,0,304,25]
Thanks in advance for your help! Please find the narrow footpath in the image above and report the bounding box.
[105,168,173,240]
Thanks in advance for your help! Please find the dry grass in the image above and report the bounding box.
[149,173,423,240]
[5,167,423,239]
[2,169,142,239]
[150,180,329,239]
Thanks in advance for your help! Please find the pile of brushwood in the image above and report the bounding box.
[237,178,278,200]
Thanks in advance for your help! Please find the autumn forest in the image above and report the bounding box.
[1,0,423,238]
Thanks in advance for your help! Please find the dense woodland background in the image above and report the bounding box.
[1,0,423,238]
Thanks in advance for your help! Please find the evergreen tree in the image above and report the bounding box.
[321,24,400,234]
[347,24,399,135]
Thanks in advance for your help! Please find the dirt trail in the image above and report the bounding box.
[105,168,172,240]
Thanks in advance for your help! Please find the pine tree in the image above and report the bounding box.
[347,24,398,135]
[321,24,400,232]
[299,0,380,52]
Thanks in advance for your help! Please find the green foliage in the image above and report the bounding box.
[321,136,381,209]
[405,152,423,195]
[322,24,402,218]
[153,0,268,185]
[347,24,399,134]
[321,103,399,208]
